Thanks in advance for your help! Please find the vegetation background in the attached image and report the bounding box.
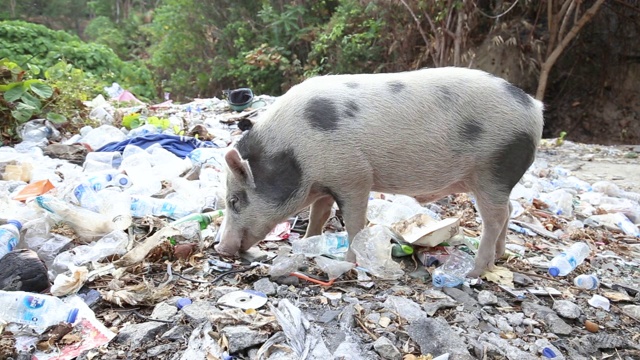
[0,0,639,145]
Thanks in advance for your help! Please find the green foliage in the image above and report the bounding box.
[307,1,388,76]
[0,59,63,142]
[0,20,155,100]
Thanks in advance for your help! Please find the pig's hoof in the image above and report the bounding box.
[467,265,488,279]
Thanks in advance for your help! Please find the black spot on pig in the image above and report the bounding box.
[305,96,340,131]
[503,82,532,108]
[490,131,537,195]
[236,132,303,205]
[435,85,455,103]
[460,118,485,141]
[344,100,360,118]
[388,81,406,93]
[345,82,359,89]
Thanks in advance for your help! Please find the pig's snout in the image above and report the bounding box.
[214,242,240,258]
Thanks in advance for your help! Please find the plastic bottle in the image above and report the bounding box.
[97,188,132,231]
[130,195,193,219]
[612,213,640,237]
[187,148,226,167]
[36,195,116,238]
[172,211,224,230]
[291,232,349,258]
[548,242,591,277]
[391,243,414,257]
[551,176,592,192]
[431,249,475,287]
[541,189,574,216]
[0,290,78,334]
[0,220,22,260]
[85,171,120,191]
[50,230,129,277]
[73,182,102,212]
[574,274,599,290]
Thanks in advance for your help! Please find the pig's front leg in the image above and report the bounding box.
[303,195,335,238]
[335,189,371,263]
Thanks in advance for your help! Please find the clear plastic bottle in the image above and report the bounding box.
[548,242,590,277]
[541,189,574,216]
[431,249,475,287]
[97,188,132,230]
[36,195,116,238]
[612,213,640,237]
[574,274,599,290]
[291,232,349,258]
[0,220,22,260]
[73,182,102,212]
[187,148,225,167]
[130,195,193,219]
[85,170,120,191]
[0,290,78,334]
[50,230,129,277]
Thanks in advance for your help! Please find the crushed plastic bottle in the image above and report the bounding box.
[50,230,129,277]
[187,147,226,167]
[36,195,117,240]
[551,176,592,192]
[611,212,640,237]
[574,274,599,290]
[540,189,574,216]
[172,210,224,229]
[0,220,22,260]
[431,249,475,287]
[97,188,132,230]
[0,290,78,334]
[548,242,591,277]
[351,225,404,279]
[291,232,349,259]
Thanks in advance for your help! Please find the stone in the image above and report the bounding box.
[454,312,479,328]
[162,325,192,341]
[513,272,534,286]
[553,300,581,319]
[181,300,219,323]
[383,295,427,324]
[477,290,498,306]
[407,317,474,359]
[147,343,175,357]
[253,278,276,296]
[151,302,178,321]
[114,321,169,345]
[495,316,513,332]
[443,287,479,312]
[316,310,341,323]
[221,325,269,353]
[522,302,572,335]
[504,312,525,327]
[478,333,538,360]
[373,336,402,360]
[339,303,357,329]
[365,312,381,324]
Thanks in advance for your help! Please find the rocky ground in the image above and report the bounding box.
[1,97,639,360]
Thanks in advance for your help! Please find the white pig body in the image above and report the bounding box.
[217,67,544,276]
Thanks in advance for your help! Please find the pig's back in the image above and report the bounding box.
[253,67,544,194]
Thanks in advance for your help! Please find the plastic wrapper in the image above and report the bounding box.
[314,256,354,280]
[351,225,404,279]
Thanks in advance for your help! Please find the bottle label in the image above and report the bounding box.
[22,295,45,322]
[160,202,177,216]
[7,237,18,251]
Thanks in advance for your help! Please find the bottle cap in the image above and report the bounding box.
[548,267,560,277]
[176,297,192,309]
[66,308,79,324]
[7,220,22,231]
[115,174,131,187]
[542,347,557,358]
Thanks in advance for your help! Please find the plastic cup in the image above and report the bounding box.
[84,152,123,170]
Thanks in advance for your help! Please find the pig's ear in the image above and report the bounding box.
[225,148,256,188]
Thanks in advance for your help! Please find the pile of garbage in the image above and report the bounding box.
[0,84,639,360]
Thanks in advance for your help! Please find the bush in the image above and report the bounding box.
[0,20,156,100]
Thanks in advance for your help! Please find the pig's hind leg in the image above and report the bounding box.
[303,195,335,238]
[468,192,511,278]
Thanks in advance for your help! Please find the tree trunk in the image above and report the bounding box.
[536,0,606,100]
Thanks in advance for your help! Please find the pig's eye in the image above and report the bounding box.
[229,196,239,213]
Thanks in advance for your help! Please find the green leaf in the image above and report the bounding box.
[46,112,67,124]
[4,85,25,102]
[28,82,54,99]
[12,103,35,123]
[20,92,42,110]
[27,63,41,75]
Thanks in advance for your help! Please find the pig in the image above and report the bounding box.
[215,66,544,277]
